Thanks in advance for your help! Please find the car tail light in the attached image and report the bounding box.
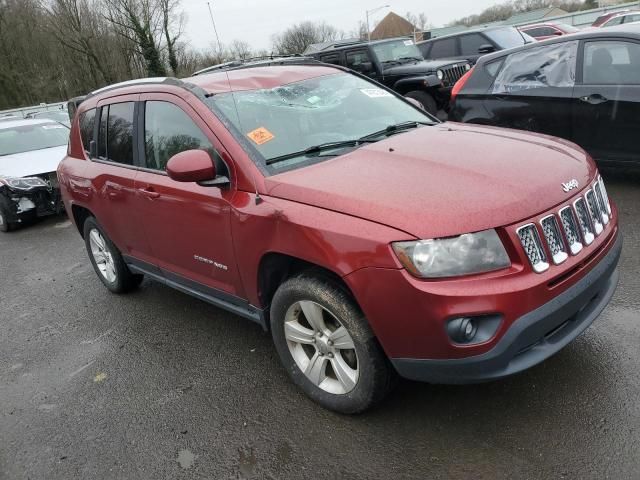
[450,67,475,104]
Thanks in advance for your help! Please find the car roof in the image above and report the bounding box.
[83,64,345,104]
[476,23,640,64]
[418,25,517,44]
[0,118,62,129]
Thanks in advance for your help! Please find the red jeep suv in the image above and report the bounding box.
[58,63,621,413]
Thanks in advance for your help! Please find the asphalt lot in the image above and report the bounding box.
[1,170,639,480]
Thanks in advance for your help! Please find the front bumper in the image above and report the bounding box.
[0,180,62,223]
[391,233,622,384]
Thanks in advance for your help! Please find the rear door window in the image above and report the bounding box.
[320,53,341,65]
[492,41,578,94]
[583,41,640,85]
[106,102,135,165]
[430,38,457,58]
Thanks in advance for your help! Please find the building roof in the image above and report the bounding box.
[506,6,568,25]
[370,12,415,40]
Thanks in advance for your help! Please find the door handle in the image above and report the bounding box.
[138,186,160,199]
[580,94,609,105]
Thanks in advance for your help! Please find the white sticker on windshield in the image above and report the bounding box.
[360,88,393,98]
[404,40,414,46]
[42,125,65,129]
[307,95,321,104]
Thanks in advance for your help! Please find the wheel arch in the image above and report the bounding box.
[71,204,95,237]
[257,252,357,315]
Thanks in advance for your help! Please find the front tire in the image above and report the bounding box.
[270,274,394,414]
[405,90,438,115]
[83,216,143,293]
[0,206,14,233]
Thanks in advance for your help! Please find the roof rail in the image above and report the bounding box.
[191,56,322,76]
[85,77,190,100]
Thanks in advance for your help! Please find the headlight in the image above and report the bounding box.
[0,176,49,191]
[436,69,444,80]
[392,229,511,278]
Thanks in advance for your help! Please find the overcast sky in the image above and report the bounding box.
[180,0,501,52]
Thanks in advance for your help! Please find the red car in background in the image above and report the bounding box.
[58,61,621,413]
[519,22,580,40]
[594,10,640,28]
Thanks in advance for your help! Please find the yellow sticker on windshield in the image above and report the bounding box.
[247,127,275,145]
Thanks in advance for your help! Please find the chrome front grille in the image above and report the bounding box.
[516,176,613,273]
[574,198,595,246]
[559,207,583,255]
[540,215,568,265]
[517,224,549,273]
[585,189,604,235]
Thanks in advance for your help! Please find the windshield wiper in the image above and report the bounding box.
[398,56,422,62]
[359,121,431,141]
[266,139,379,165]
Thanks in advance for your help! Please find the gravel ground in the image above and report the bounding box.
[1,171,639,480]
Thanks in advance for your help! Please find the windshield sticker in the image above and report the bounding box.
[247,127,275,145]
[306,95,321,104]
[42,125,66,129]
[360,88,393,98]
[404,40,414,46]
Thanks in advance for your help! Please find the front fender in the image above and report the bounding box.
[229,192,413,307]
[393,75,442,92]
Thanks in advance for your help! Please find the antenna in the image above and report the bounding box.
[207,2,224,54]
[206,1,263,205]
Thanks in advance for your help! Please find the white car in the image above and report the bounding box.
[0,119,69,231]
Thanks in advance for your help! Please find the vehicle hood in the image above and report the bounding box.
[383,59,467,76]
[0,145,67,178]
[264,123,595,239]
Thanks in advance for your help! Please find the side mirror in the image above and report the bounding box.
[405,97,424,110]
[553,31,563,36]
[166,149,217,183]
[478,44,496,54]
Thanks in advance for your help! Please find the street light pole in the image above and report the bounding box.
[366,5,390,42]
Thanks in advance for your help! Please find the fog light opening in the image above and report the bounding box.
[446,314,503,346]
[448,317,478,344]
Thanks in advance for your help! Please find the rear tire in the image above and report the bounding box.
[83,216,143,293]
[270,273,395,414]
[405,90,438,115]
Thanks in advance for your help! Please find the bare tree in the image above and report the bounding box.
[229,39,252,60]
[272,21,343,55]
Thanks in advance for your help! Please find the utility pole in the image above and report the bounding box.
[366,5,390,42]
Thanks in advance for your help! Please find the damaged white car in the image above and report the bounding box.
[0,119,68,232]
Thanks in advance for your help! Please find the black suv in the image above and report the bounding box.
[306,38,471,114]
[418,26,535,65]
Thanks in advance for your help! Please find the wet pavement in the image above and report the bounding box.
[1,171,639,479]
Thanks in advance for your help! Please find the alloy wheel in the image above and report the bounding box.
[89,228,117,283]
[284,300,359,395]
